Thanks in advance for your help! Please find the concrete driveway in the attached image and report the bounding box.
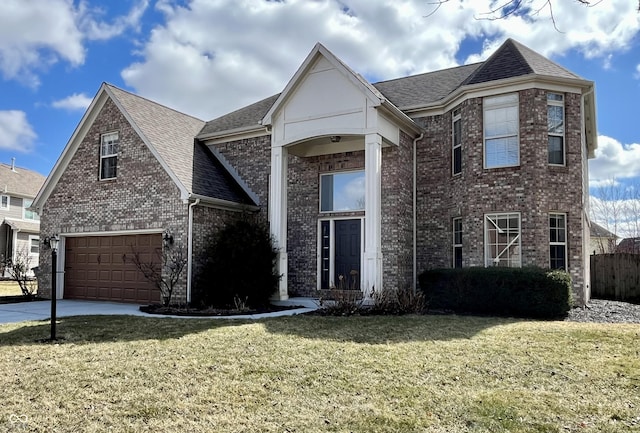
[0,298,318,325]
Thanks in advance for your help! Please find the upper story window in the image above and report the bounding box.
[483,93,519,169]
[547,93,565,165]
[452,108,462,175]
[0,195,9,210]
[320,170,365,212]
[100,131,119,180]
[29,236,40,255]
[485,212,521,268]
[23,199,39,221]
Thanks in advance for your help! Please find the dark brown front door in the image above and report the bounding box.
[64,234,162,304]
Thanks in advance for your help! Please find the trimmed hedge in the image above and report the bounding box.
[418,267,572,319]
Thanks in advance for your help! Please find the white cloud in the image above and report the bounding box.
[635,64,640,79]
[0,0,148,87]
[121,0,640,121]
[52,93,93,111]
[589,135,640,186]
[0,111,37,153]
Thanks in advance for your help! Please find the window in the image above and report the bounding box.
[485,213,521,267]
[452,108,462,175]
[484,93,519,168]
[29,236,39,255]
[0,195,8,210]
[453,217,462,268]
[549,213,567,270]
[320,171,365,212]
[23,199,38,221]
[548,92,565,165]
[100,132,119,180]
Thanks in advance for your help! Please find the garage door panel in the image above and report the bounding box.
[64,234,162,303]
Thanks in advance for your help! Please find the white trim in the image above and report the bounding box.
[99,130,119,180]
[484,212,522,267]
[483,93,520,169]
[60,228,164,237]
[452,108,462,176]
[319,169,366,213]
[0,195,9,211]
[28,234,40,257]
[547,92,566,166]
[549,212,568,270]
[316,216,365,291]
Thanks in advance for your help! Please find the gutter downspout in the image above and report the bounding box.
[186,198,200,303]
[413,132,424,292]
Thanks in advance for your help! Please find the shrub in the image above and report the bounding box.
[369,286,427,315]
[193,217,280,309]
[418,267,572,319]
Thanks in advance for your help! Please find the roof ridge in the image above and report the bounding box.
[104,82,205,122]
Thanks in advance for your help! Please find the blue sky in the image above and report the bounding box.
[1,0,639,230]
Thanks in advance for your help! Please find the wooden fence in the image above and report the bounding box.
[590,253,640,301]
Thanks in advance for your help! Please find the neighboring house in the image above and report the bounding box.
[33,38,597,305]
[0,160,46,276]
[616,237,640,254]
[590,222,618,254]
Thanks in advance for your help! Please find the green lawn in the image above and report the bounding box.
[0,280,22,296]
[0,315,638,432]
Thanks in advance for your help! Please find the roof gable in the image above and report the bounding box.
[33,83,257,212]
[464,39,582,85]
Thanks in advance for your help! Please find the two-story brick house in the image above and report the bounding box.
[34,39,597,305]
[0,159,46,276]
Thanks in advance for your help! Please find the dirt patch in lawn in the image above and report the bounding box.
[140,303,307,316]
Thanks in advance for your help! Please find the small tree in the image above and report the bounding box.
[3,248,38,298]
[194,217,280,309]
[131,243,187,306]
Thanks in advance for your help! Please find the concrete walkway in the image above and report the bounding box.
[0,298,318,325]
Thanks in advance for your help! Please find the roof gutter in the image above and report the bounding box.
[188,193,259,212]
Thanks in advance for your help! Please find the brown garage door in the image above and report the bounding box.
[64,234,162,304]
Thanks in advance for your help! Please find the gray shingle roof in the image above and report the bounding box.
[198,39,587,136]
[591,222,618,239]
[3,217,39,233]
[464,39,582,85]
[107,84,255,205]
[0,162,45,197]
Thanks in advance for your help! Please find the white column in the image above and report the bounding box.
[269,145,289,300]
[363,133,383,299]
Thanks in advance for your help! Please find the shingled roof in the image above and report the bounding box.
[106,84,256,205]
[0,162,45,198]
[198,38,589,138]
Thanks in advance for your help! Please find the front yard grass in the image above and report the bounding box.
[1,314,638,432]
[0,280,22,297]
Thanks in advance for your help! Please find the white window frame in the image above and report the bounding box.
[1,195,9,210]
[547,92,565,166]
[23,199,38,221]
[28,235,40,256]
[100,131,119,180]
[452,108,462,176]
[319,170,365,213]
[317,217,365,290]
[484,212,521,267]
[549,212,567,270]
[453,217,462,268]
[483,93,520,169]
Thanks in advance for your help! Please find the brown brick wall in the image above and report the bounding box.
[415,89,587,303]
[38,98,229,303]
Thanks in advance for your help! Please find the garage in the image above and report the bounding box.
[64,234,162,304]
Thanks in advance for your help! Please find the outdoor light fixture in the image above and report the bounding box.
[330,135,342,143]
[163,230,174,246]
[49,234,59,341]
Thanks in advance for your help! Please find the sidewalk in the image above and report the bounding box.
[0,298,318,325]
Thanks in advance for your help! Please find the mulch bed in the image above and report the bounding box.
[0,295,44,305]
[140,303,306,317]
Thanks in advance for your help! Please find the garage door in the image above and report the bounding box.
[64,234,162,304]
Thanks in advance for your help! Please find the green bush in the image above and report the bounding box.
[418,267,572,319]
[193,217,280,309]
